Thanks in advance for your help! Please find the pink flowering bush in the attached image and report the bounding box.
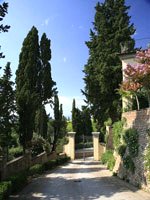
[120,49,150,110]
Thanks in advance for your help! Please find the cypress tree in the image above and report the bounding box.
[39,33,56,104]
[72,98,76,132]
[35,33,56,140]
[0,62,15,156]
[34,106,48,139]
[83,0,135,135]
[52,94,63,151]
[16,26,41,150]
[81,106,93,136]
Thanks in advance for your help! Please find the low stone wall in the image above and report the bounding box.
[114,108,150,191]
[1,151,59,180]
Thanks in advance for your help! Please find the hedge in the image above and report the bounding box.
[0,181,12,200]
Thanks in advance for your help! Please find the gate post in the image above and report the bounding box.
[92,132,100,161]
[68,132,76,160]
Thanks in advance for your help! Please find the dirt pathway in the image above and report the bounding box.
[10,159,150,200]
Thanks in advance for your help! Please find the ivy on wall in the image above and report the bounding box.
[120,128,139,173]
[112,121,139,174]
[112,120,125,150]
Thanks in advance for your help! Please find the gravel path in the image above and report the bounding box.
[10,159,150,200]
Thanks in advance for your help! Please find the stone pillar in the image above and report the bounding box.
[92,132,100,161]
[68,132,76,160]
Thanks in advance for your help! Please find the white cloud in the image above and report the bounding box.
[63,57,67,62]
[42,18,49,26]
[45,18,49,26]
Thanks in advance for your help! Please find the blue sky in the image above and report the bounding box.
[0,0,150,117]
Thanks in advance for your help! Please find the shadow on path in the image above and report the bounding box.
[9,160,150,200]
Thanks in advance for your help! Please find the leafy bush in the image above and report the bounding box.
[31,136,51,157]
[101,150,115,171]
[8,146,23,161]
[31,136,45,156]
[118,144,127,158]
[8,171,28,193]
[123,155,135,173]
[66,121,73,132]
[112,120,124,150]
[43,160,56,171]
[0,181,12,200]
[56,156,70,165]
[123,128,139,157]
[43,141,51,154]
[28,164,44,176]
[56,137,69,154]
[104,118,112,126]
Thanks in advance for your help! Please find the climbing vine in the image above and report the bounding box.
[112,120,125,150]
[123,155,135,173]
[123,128,139,157]
[110,118,139,174]
[119,128,139,173]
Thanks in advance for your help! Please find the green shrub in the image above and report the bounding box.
[123,128,139,157]
[118,144,127,158]
[104,118,112,126]
[8,146,23,161]
[31,136,45,157]
[8,170,28,193]
[123,155,135,173]
[43,160,56,171]
[112,120,124,150]
[66,121,73,132]
[43,141,51,154]
[101,150,115,171]
[28,164,44,176]
[56,137,69,154]
[0,181,12,200]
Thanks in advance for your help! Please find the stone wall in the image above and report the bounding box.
[114,108,150,191]
[0,151,59,180]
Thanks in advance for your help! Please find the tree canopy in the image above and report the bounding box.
[83,0,135,135]
[0,2,10,59]
[0,62,15,150]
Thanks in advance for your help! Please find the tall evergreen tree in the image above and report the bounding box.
[34,106,48,139]
[0,2,10,59]
[16,26,41,150]
[72,98,76,132]
[39,33,56,104]
[0,62,15,156]
[83,0,135,135]
[52,94,63,151]
[35,33,56,140]
[81,106,93,136]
